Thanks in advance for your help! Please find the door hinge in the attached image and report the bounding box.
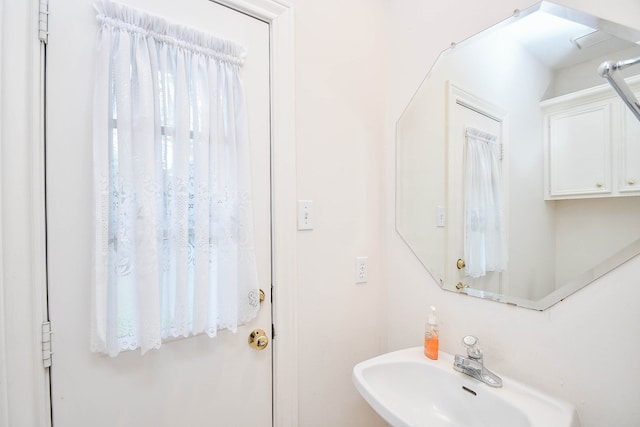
[41,321,52,368]
[271,323,276,340]
[38,0,49,44]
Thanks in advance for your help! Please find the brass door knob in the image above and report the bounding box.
[456,259,466,270]
[248,328,269,350]
[456,282,469,290]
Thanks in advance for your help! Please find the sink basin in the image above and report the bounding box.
[353,347,580,427]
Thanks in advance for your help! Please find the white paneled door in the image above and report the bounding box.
[46,0,272,426]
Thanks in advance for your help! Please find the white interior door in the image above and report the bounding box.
[46,0,272,425]
[449,102,504,295]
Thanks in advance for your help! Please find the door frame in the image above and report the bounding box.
[0,0,51,426]
[0,0,297,426]
[0,2,8,424]
[221,2,299,424]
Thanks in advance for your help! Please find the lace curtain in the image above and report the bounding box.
[91,0,261,356]
[463,128,507,278]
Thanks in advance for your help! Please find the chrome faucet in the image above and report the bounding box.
[453,335,502,388]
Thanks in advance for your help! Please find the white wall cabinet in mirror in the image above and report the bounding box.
[542,77,640,199]
[545,100,612,198]
[395,0,640,310]
[620,88,640,194]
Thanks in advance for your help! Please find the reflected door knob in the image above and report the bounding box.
[248,328,269,350]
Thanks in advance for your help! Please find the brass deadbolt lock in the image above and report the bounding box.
[248,328,269,350]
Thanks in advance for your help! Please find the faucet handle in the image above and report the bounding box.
[462,335,482,359]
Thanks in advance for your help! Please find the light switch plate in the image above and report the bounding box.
[436,205,446,227]
[297,200,313,230]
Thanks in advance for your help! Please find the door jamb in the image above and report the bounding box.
[215,1,299,425]
[33,0,297,426]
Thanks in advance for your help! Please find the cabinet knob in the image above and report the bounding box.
[629,179,636,186]
[595,182,603,188]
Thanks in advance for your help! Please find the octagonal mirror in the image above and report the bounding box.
[396,1,640,310]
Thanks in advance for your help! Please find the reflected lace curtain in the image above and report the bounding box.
[91,0,261,356]
[463,128,507,278]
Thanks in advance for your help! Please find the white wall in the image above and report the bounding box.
[550,46,640,97]
[294,0,388,426]
[386,1,640,426]
[555,197,640,285]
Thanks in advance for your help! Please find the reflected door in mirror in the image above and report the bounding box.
[448,98,505,295]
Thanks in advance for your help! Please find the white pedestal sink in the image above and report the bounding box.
[353,347,581,427]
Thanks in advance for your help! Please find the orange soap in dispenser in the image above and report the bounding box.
[424,306,439,360]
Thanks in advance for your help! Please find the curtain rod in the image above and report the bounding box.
[599,56,640,122]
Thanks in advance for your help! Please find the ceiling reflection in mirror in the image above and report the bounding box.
[395,1,640,310]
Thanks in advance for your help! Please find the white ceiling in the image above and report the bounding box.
[501,9,639,70]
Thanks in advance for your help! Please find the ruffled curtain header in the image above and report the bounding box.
[94,0,246,66]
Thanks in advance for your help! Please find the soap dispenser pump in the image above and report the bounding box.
[424,306,439,360]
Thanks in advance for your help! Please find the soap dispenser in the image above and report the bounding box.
[424,306,439,360]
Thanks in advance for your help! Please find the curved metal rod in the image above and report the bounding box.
[599,56,640,122]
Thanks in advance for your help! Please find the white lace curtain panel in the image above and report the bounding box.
[91,0,261,356]
[463,127,507,278]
